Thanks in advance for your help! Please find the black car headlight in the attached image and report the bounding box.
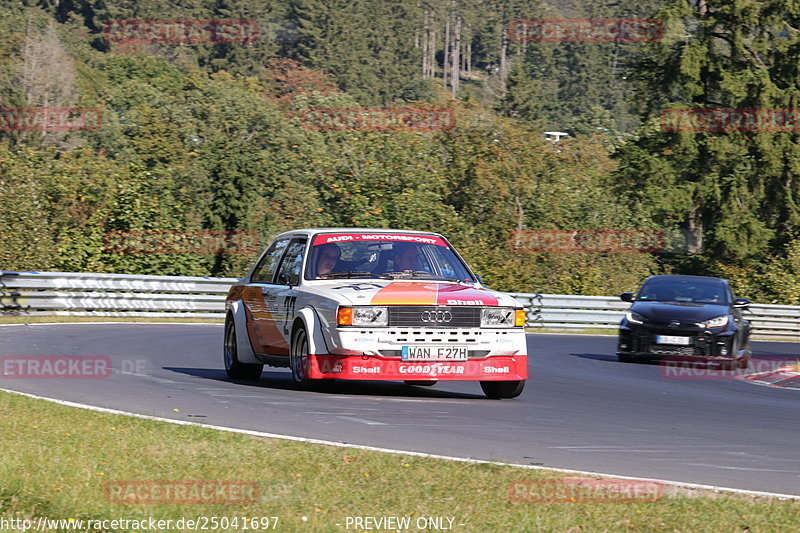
[696,315,729,328]
[625,311,645,325]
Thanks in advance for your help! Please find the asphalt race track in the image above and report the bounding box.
[1,324,798,496]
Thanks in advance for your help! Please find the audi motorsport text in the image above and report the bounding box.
[224,228,528,398]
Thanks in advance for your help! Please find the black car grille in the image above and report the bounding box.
[636,334,708,357]
[648,345,702,357]
[387,306,481,328]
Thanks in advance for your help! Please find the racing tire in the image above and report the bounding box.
[617,354,637,363]
[480,380,525,399]
[404,380,437,387]
[223,315,263,380]
[290,326,313,386]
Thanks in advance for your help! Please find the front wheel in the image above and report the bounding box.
[223,316,263,380]
[480,380,525,399]
[290,327,312,385]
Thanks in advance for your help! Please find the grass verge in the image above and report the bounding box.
[0,391,797,532]
[0,316,223,325]
[526,327,616,336]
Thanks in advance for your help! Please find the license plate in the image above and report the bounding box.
[655,335,691,345]
[401,346,468,361]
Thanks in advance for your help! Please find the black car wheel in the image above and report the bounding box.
[223,315,263,380]
[480,380,525,399]
[618,354,637,363]
[290,327,312,385]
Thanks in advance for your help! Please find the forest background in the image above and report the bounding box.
[2,0,800,303]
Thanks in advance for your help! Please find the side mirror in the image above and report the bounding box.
[620,292,634,302]
[277,272,292,286]
[475,274,483,285]
[733,298,751,309]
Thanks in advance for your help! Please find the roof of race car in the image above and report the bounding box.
[272,228,445,238]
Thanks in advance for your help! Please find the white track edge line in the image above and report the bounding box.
[1,387,798,501]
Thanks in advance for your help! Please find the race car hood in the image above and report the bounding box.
[310,280,519,307]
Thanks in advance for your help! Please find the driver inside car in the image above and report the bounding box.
[393,243,424,272]
[315,243,340,277]
[696,286,721,302]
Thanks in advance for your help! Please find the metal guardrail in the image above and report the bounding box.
[1,271,799,339]
[512,293,800,340]
[0,271,234,319]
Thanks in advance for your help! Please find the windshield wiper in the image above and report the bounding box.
[380,271,471,283]
[318,271,379,279]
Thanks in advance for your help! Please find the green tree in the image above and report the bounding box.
[615,0,800,262]
[287,0,433,105]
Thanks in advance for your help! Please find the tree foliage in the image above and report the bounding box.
[2,0,799,303]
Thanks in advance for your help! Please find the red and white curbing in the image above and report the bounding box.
[743,365,800,390]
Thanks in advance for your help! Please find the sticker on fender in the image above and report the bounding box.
[402,346,468,361]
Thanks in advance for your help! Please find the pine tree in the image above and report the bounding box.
[615,0,800,260]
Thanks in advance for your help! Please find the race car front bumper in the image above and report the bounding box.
[306,354,528,380]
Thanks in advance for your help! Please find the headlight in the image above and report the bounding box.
[697,315,728,328]
[625,311,645,324]
[481,307,516,327]
[337,306,388,326]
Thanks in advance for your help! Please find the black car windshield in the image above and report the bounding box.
[304,232,475,282]
[636,279,729,304]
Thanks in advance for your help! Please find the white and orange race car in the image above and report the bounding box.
[224,228,528,398]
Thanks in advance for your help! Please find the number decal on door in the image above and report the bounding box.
[283,295,297,334]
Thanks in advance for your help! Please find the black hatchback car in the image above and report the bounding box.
[617,275,752,369]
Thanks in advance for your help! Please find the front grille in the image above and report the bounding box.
[636,333,708,357]
[388,306,480,328]
[649,345,699,357]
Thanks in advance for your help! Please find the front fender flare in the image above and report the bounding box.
[294,307,329,355]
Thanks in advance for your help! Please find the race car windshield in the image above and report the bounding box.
[305,233,476,282]
[636,280,729,304]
